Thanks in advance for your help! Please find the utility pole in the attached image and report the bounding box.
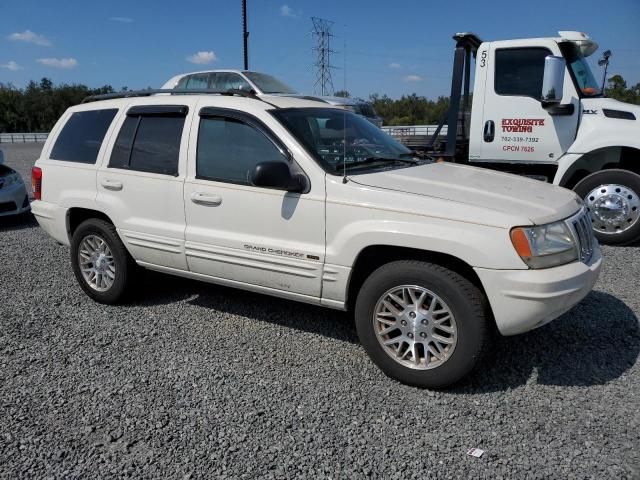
[242,0,249,70]
[598,50,612,92]
[311,17,336,96]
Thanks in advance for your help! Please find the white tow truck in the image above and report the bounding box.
[391,31,640,245]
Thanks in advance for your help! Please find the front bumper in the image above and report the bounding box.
[0,182,30,217]
[474,246,602,336]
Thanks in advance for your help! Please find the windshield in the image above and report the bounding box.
[560,42,601,97]
[244,72,298,94]
[272,108,417,175]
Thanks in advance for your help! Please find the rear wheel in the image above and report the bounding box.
[70,218,136,304]
[573,169,640,245]
[354,260,489,389]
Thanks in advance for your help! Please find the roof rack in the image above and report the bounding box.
[81,88,278,107]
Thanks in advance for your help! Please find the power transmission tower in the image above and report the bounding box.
[311,17,336,96]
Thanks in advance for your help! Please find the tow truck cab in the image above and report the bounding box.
[421,31,640,245]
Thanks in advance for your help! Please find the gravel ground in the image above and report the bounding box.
[1,143,639,479]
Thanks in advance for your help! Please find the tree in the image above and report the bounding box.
[605,74,640,104]
[334,90,350,98]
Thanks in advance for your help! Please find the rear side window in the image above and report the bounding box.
[494,48,551,98]
[50,109,117,163]
[197,116,288,184]
[109,106,187,176]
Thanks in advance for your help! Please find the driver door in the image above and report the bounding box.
[183,107,325,298]
[478,43,579,163]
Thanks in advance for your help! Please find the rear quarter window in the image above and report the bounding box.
[50,109,118,164]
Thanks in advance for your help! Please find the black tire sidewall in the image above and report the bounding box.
[573,169,640,245]
[355,261,487,389]
[70,219,131,304]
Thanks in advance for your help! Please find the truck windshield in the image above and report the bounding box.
[243,72,298,94]
[560,43,602,97]
[272,108,417,175]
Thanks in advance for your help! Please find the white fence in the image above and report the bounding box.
[0,132,49,143]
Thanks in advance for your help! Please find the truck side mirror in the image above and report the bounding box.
[541,56,566,106]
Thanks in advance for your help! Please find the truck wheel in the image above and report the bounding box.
[573,169,640,245]
[354,260,489,389]
[70,218,136,304]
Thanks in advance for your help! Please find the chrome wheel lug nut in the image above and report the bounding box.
[409,312,416,318]
[401,320,407,326]
[420,332,427,338]
[421,319,428,325]
[408,333,414,339]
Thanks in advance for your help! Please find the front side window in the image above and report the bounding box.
[50,109,117,163]
[494,48,551,98]
[209,73,252,92]
[109,108,186,176]
[197,115,288,184]
[272,108,416,175]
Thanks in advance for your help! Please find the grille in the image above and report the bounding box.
[569,208,595,263]
[0,201,17,213]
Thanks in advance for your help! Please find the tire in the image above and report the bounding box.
[573,169,640,245]
[354,260,489,389]
[70,218,137,304]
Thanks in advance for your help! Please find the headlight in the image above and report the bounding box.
[2,172,22,187]
[510,220,577,269]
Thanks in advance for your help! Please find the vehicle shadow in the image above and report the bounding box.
[0,212,38,232]
[455,290,639,392]
[135,272,639,390]
[135,270,358,344]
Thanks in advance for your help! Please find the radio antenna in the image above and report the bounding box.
[342,24,347,183]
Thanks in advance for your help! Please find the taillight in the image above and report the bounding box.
[31,167,42,200]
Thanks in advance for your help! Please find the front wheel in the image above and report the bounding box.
[354,260,490,389]
[573,169,640,245]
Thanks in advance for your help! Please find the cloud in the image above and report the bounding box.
[404,74,423,82]
[280,4,298,17]
[1,61,22,71]
[186,51,217,65]
[110,16,134,23]
[8,30,51,46]
[389,62,401,69]
[37,57,78,69]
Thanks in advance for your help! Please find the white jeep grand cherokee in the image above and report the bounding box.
[31,90,601,388]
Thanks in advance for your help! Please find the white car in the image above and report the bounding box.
[162,70,383,127]
[31,91,601,388]
[0,150,30,217]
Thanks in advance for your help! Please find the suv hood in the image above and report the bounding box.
[351,162,582,225]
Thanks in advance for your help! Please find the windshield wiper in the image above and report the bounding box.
[335,156,418,172]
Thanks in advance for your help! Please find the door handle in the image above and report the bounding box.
[101,179,123,191]
[191,192,222,207]
[483,120,495,143]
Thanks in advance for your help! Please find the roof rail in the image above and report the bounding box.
[81,88,271,105]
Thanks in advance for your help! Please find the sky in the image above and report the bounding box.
[0,0,638,99]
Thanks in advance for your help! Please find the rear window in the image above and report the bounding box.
[50,109,118,163]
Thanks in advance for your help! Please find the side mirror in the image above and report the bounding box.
[251,161,306,193]
[541,55,566,106]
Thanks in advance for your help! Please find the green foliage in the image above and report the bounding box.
[0,78,114,132]
[369,93,450,126]
[605,75,640,105]
[334,90,350,98]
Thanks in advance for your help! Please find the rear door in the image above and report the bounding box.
[477,42,579,163]
[96,103,191,270]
